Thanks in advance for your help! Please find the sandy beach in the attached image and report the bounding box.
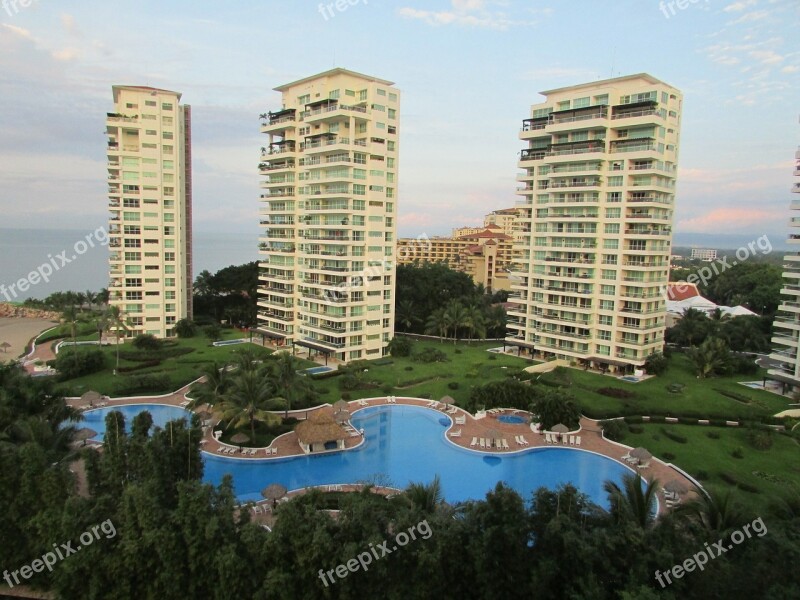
[0,317,59,362]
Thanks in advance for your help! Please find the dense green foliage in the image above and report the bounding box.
[666,309,772,353]
[51,348,107,379]
[193,262,259,326]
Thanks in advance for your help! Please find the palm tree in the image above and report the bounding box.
[187,362,230,410]
[85,290,96,312]
[404,475,443,514]
[674,489,745,534]
[444,300,467,345]
[270,352,310,418]
[75,292,87,312]
[603,472,660,529]
[463,304,486,342]
[395,299,418,332]
[424,308,449,343]
[484,304,507,338]
[215,370,281,441]
[62,305,79,347]
[106,305,128,375]
[688,337,732,378]
[677,307,709,347]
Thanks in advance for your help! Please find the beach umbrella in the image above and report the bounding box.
[196,410,212,420]
[664,479,689,495]
[261,483,288,507]
[333,400,349,412]
[485,428,501,447]
[550,423,569,434]
[333,409,350,424]
[80,390,102,406]
[439,395,455,406]
[630,447,652,461]
[73,428,97,445]
[0,341,10,353]
[230,433,250,445]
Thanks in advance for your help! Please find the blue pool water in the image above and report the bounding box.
[620,376,640,383]
[303,366,335,375]
[212,339,248,347]
[80,404,193,441]
[202,405,634,506]
[497,415,526,424]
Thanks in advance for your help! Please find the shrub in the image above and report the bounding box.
[732,447,744,459]
[404,366,413,371]
[659,427,688,444]
[649,416,666,424]
[628,425,644,434]
[114,373,172,395]
[454,349,462,354]
[714,388,752,404]
[663,452,676,460]
[117,359,161,373]
[387,337,412,357]
[341,392,351,401]
[731,354,758,376]
[132,334,162,351]
[599,420,625,442]
[488,355,497,360]
[597,387,636,399]
[746,427,774,450]
[174,318,197,338]
[644,352,669,376]
[202,324,222,342]
[706,431,721,439]
[678,417,698,425]
[380,383,393,394]
[624,416,644,424]
[411,347,448,363]
[447,382,459,390]
[52,348,106,379]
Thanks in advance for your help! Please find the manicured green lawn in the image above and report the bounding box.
[55,330,288,396]
[618,422,800,514]
[307,340,530,406]
[540,353,790,421]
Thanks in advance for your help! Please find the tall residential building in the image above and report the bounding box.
[768,136,800,391]
[106,86,193,338]
[690,248,717,262]
[452,207,523,239]
[506,74,682,372]
[257,69,399,363]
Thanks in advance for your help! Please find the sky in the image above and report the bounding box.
[0,0,798,242]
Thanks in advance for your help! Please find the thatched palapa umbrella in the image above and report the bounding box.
[439,396,455,406]
[485,428,501,448]
[230,433,250,446]
[81,390,102,407]
[333,400,349,412]
[261,483,288,507]
[333,409,350,424]
[630,447,652,461]
[550,423,569,433]
[0,341,11,353]
[74,427,98,446]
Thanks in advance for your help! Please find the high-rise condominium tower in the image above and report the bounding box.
[106,86,193,338]
[257,69,399,363]
[769,130,800,389]
[506,74,682,372]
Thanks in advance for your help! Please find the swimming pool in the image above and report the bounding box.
[79,404,193,441]
[620,376,641,383]
[202,405,634,507]
[212,339,249,347]
[302,366,335,375]
[497,415,526,424]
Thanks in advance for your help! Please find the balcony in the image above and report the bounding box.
[520,149,546,162]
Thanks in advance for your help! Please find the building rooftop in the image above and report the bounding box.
[539,73,674,96]
[112,85,182,99]
[274,68,394,92]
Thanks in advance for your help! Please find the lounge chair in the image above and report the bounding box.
[470,437,478,447]
[544,433,551,444]
[621,452,632,461]
[495,438,502,449]
[265,448,272,456]
[502,439,509,449]
[448,429,461,438]
[562,435,568,445]
[480,438,486,449]
[359,399,367,406]
[271,447,278,455]
[575,436,581,446]
[514,435,522,445]
[179,400,190,407]
[455,416,466,425]
[569,436,575,446]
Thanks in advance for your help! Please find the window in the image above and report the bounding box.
[602,269,616,280]
[608,176,623,187]
[600,300,615,311]
[387,141,395,151]
[557,100,570,110]
[601,285,616,295]
[125,265,142,274]
[328,89,340,99]
[594,94,609,105]
[145,130,156,136]
[388,108,396,119]
[377,89,386,96]
[603,237,619,248]
[345,89,356,97]
[605,208,621,218]
[162,116,173,125]
[359,90,367,101]
[573,97,589,108]
[162,131,173,140]
[607,192,621,203]
[145,100,157,107]
[161,102,173,110]
[123,212,140,222]
[124,252,141,261]
[388,92,397,102]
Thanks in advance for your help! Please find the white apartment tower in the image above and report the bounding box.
[768,134,800,389]
[506,74,682,372]
[257,69,399,363]
[106,86,193,338]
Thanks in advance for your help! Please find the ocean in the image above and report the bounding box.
[0,228,260,302]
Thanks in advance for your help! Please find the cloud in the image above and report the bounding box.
[723,0,758,12]
[397,0,541,30]
[2,23,34,39]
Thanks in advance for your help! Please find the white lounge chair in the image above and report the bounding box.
[265,448,272,456]
[520,435,529,446]
[448,429,461,438]
[359,399,367,406]
[562,435,568,445]
[455,416,466,425]
[495,438,502,449]
[271,447,278,455]
[514,435,522,445]
[502,439,509,449]
[480,438,486,449]
[575,436,581,446]
[470,437,478,447]
[569,436,575,446]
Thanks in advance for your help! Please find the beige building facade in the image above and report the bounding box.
[107,86,192,338]
[506,74,682,371]
[257,69,399,363]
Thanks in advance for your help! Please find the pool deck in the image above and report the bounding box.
[65,388,697,514]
